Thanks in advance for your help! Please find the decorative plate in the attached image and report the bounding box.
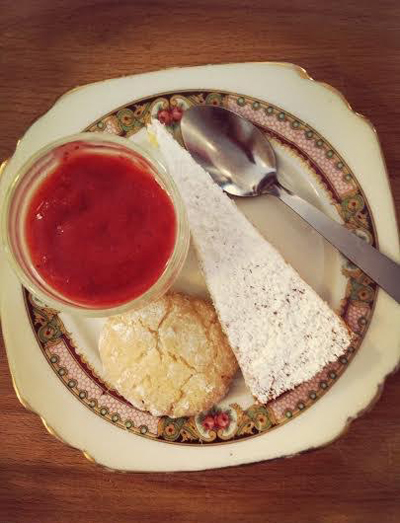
[1,63,399,471]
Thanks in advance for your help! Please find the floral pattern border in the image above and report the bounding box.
[25,90,377,445]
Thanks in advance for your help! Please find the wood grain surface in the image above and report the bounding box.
[0,1,399,522]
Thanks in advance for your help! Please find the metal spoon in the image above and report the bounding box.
[181,105,400,304]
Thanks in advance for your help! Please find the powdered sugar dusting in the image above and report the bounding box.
[149,120,351,401]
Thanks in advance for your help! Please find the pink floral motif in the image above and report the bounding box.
[202,415,216,431]
[171,106,184,121]
[157,106,183,126]
[201,409,231,431]
[157,109,172,125]
[216,412,230,429]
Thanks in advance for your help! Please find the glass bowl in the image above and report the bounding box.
[1,132,190,317]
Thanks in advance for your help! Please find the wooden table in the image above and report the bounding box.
[0,1,399,522]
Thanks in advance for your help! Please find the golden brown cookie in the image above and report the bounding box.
[99,292,238,418]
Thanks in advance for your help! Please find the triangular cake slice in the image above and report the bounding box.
[148,120,352,401]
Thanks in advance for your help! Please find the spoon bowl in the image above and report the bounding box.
[181,105,277,197]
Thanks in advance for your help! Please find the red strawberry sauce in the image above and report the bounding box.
[25,142,176,307]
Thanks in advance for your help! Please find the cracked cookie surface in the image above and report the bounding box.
[99,292,238,418]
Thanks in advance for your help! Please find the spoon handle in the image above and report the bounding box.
[275,186,400,304]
